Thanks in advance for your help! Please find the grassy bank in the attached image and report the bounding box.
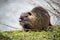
[0,26,60,40]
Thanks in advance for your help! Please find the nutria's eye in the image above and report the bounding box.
[28,12,32,15]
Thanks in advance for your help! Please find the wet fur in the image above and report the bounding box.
[19,6,51,31]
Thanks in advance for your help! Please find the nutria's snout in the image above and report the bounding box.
[19,15,29,26]
[19,17,23,22]
[19,16,28,22]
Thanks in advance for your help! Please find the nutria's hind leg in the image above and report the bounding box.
[43,27,49,31]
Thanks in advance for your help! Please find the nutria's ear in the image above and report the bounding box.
[28,12,32,15]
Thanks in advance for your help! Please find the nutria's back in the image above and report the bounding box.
[19,6,50,31]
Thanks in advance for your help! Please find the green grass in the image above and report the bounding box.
[0,26,60,40]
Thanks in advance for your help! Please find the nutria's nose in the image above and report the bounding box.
[19,17,24,22]
[20,17,24,20]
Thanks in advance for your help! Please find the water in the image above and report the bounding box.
[0,0,60,31]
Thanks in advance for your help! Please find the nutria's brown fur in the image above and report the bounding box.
[19,6,51,31]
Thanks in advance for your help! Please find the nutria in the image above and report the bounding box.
[19,6,51,31]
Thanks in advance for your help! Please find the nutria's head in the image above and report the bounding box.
[19,12,37,30]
